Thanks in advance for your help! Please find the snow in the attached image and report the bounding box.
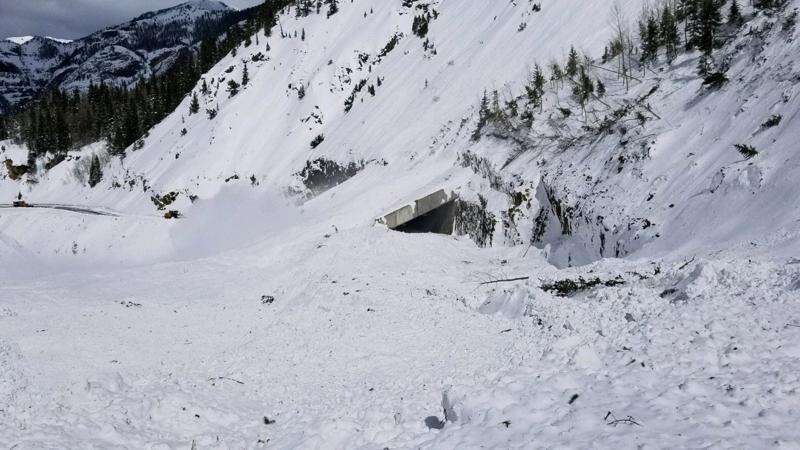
[5,36,72,45]
[5,36,34,45]
[2,0,800,447]
[44,36,73,44]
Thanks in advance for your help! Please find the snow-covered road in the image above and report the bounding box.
[0,203,121,216]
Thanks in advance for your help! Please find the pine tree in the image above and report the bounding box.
[326,0,339,18]
[88,154,102,187]
[242,63,249,86]
[296,0,313,17]
[189,93,200,114]
[0,116,7,141]
[526,63,546,111]
[566,47,580,78]
[550,62,564,88]
[694,0,723,55]
[640,12,661,65]
[697,53,712,76]
[572,67,595,121]
[227,79,241,97]
[728,0,743,26]
[472,90,490,141]
[491,90,502,119]
[53,109,71,153]
[660,4,680,62]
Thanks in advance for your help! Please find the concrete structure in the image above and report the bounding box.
[380,189,457,234]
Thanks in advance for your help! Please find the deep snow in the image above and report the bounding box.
[2,0,800,447]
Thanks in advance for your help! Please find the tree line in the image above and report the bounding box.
[472,0,789,140]
[0,0,293,171]
[633,0,785,73]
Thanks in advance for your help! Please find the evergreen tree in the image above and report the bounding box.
[550,62,564,88]
[326,0,339,18]
[242,63,249,86]
[694,0,723,55]
[88,154,102,187]
[660,4,680,62]
[566,47,580,78]
[189,92,200,114]
[682,0,701,49]
[640,12,661,65]
[533,64,546,92]
[596,79,606,97]
[572,67,595,120]
[728,0,743,26]
[53,109,71,153]
[526,63,546,111]
[697,53,712,76]
[296,0,313,17]
[0,116,7,141]
[227,79,241,97]
[472,90,490,141]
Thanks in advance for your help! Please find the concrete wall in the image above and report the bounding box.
[380,189,456,230]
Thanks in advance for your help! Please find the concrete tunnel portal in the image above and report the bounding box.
[380,189,457,235]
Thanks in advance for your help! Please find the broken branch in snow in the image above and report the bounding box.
[208,376,245,385]
[604,411,642,427]
[677,256,696,271]
[479,276,530,285]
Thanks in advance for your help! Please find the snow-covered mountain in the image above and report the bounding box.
[0,0,234,113]
[1,0,799,447]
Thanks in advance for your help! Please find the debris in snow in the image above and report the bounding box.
[208,376,244,386]
[425,416,445,430]
[604,411,642,427]
[479,276,530,286]
[540,276,624,297]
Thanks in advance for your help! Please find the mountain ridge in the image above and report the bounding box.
[0,0,236,113]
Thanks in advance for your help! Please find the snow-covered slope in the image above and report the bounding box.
[1,0,800,447]
[0,0,234,113]
[4,0,799,266]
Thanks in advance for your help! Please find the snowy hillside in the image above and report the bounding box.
[1,0,800,447]
[0,0,234,113]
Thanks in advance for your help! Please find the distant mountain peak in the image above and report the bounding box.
[0,1,235,113]
[4,36,74,46]
[132,0,233,22]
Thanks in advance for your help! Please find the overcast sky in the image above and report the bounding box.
[1,0,263,41]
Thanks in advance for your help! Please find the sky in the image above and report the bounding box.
[0,0,263,41]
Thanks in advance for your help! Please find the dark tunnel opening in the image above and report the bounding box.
[394,200,456,235]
